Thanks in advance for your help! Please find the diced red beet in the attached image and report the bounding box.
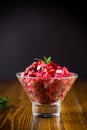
[20,59,74,104]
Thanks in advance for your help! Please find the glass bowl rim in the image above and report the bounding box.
[16,72,78,80]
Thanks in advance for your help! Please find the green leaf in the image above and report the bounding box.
[47,56,51,63]
[43,56,47,61]
[34,56,52,64]
[0,96,10,110]
[34,58,41,61]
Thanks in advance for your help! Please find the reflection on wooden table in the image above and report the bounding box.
[30,116,64,130]
[0,79,87,130]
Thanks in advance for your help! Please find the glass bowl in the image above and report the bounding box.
[16,72,78,117]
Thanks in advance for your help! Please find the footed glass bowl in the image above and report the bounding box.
[16,72,78,117]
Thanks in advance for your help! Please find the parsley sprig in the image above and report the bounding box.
[0,96,10,110]
[34,56,52,64]
[43,56,51,64]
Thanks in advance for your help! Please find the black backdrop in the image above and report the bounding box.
[0,1,87,79]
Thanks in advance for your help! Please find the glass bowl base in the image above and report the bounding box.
[32,102,61,118]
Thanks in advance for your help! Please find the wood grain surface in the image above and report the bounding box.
[0,79,87,130]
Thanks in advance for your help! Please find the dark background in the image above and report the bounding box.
[0,1,87,80]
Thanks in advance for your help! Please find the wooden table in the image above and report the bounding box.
[0,79,87,130]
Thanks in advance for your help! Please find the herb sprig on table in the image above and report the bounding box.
[0,96,10,110]
[34,56,52,64]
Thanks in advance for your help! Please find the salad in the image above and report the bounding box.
[19,56,76,104]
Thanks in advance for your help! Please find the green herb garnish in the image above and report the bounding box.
[34,58,42,61]
[0,96,10,110]
[43,56,51,64]
[34,56,51,64]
